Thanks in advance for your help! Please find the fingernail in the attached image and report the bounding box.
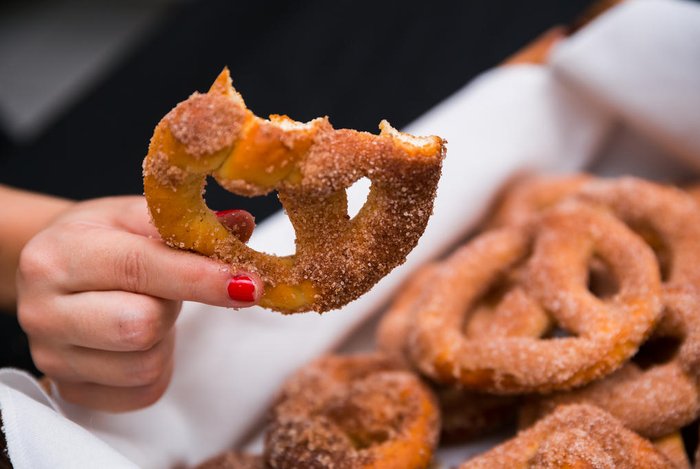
[227,275,256,303]
[215,209,246,217]
[215,209,256,243]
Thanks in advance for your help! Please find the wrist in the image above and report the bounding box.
[0,185,75,311]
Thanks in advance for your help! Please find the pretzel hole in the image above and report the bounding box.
[477,275,514,308]
[586,257,619,299]
[327,403,391,449]
[632,336,681,369]
[204,175,282,213]
[204,177,294,255]
[250,200,296,256]
[683,424,698,466]
[543,326,574,340]
[462,274,514,338]
[629,222,672,282]
[344,428,390,450]
[346,177,371,219]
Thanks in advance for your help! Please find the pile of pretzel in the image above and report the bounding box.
[199,175,700,468]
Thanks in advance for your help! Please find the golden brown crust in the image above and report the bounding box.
[166,92,246,158]
[460,405,674,469]
[409,202,661,394]
[519,287,700,439]
[195,452,266,469]
[375,263,441,367]
[143,69,445,313]
[485,173,593,229]
[264,354,440,469]
[376,263,522,442]
[575,177,700,287]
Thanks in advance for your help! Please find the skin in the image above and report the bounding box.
[1,185,262,412]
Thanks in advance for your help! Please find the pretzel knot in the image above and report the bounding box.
[377,263,539,441]
[143,69,445,313]
[520,286,700,439]
[409,202,662,393]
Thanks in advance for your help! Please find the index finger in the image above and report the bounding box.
[59,225,263,308]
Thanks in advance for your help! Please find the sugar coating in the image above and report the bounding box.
[190,175,700,466]
[485,173,593,229]
[576,177,700,287]
[406,201,661,394]
[520,286,700,439]
[376,263,520,441]
[143,69,445,313]
[460,404,673,468]
[142,151,189,190]
[166,92,246,158]
[264,354,440,469]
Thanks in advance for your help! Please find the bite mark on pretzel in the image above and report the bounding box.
[143,69,445,313]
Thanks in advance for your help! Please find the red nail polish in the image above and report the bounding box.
[227,275,256,303]
[215,209,245,217]
[215,209,255,243]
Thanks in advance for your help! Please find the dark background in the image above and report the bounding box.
[0,0,590,369]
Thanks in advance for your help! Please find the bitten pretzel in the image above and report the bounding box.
[409,201,661,393]
[460,404,674,469]
[520,286,700,439]
[143,69,445,313]
[264,354,440,469]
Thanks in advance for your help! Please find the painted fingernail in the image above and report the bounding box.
[215,209,246,217]
[227,275,256,303]
[215,209,255,243]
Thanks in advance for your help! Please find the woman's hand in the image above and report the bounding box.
[16,196,262,412]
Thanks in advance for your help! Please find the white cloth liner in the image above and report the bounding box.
[1,1,699,467]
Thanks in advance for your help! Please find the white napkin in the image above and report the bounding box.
[2,0,699,467]
[551,0,700,169]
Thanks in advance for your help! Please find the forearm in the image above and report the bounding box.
[0,185,74,312]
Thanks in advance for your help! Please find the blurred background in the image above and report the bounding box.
[0,0,591,368]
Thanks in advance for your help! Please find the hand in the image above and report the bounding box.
[16,196,262,412]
